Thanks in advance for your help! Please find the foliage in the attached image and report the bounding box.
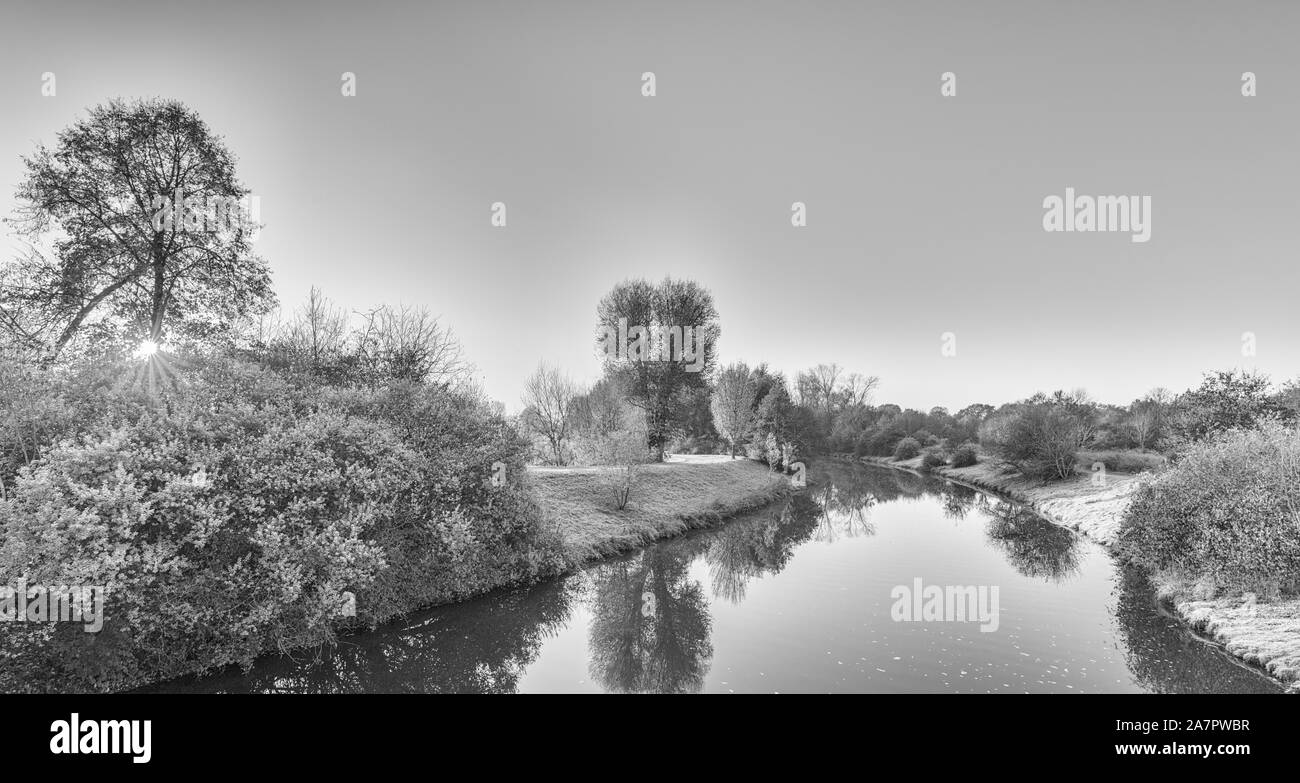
[919,448,946,471]
[710,362,757,458]
[950,442,979,468]
[1116,423,1300,599]
[893,437,922,461]
[596,278,719,460]
[0,352,563,692]
[3,98,274,359]
[1172,370,1292,444]
[979,392,1095,480]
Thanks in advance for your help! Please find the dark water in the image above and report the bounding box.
[154,461,1283,694]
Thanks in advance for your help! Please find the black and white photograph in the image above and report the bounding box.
[0,0,1296,767]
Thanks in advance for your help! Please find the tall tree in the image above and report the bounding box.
[809,363,842,416]
[3,98,274,359]
[839,372,880,408]
[596,277,719,461]
[710,362,756,458]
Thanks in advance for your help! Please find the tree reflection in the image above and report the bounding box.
[586,547,713,693]
[705,493,822,602]
[939,483,978,521]
[809,461,877,542]
[982,501,1081,582]
[1110,565,1283,693]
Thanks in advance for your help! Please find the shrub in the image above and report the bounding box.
[980,404,1088,480]
[0,353,565,692]
[1076,449,1166,474]
[912,429,940,447]
[1116,423,1300,598]
[919,448,946,471]
[950,442,979,468]
[893,437,921,461]
[1173,370,1291,443]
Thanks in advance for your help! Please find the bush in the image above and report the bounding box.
[0,353,565,692]
[1116,423,1300,598]
[950,442,979,468]
[893,437,921,461]
[1077,449,1166,474]
[919,448,946,471]
[1173,370,1291,443]
[912,429,940,447]
[980,404,1088,480]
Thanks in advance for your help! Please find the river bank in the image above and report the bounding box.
[861,454,1300,691]
[531,456,794,562]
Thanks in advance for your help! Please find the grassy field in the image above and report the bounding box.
[529,457,793,562]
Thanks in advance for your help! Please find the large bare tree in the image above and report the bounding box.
[521,362,579,465]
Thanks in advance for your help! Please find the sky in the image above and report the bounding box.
[2,0,1298,412]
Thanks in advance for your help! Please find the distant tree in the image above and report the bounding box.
[1174,370,1285,442]
[809,363,842,416]
[270,287,350,374]
[2,98,274,359]
[521,362,579,465]
[749,374,800,468]
[596,278,719,461]
[569,377,625,437]
[838,373,880,408]
[980,399,1092,480]
[711,362,757,458]
[794,369,821,409]
[354,304,465,385]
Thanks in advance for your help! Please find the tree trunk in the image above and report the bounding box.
[149,231,168,340]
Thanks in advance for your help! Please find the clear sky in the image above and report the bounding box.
[2,0,1297,412]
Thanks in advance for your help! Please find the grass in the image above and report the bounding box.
[529,457,793,563]
[1076,449,1167,474]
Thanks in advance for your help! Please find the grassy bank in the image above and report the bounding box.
[531,456,794,562]
[861,453,1300,691]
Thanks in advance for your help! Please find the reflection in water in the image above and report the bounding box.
[705,494,822,603]
[984,501,1081,582]
[147,578,581,693]
[807,460,877,542]
[941,483,978,521]
[150,460,1284,694]
[1111,567,1282,694]
[588,549,713,693]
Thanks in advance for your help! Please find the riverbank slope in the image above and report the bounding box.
[531,456,793,563]
[862,454,1300,691]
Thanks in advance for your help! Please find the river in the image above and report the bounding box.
[152,460,1283,693]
